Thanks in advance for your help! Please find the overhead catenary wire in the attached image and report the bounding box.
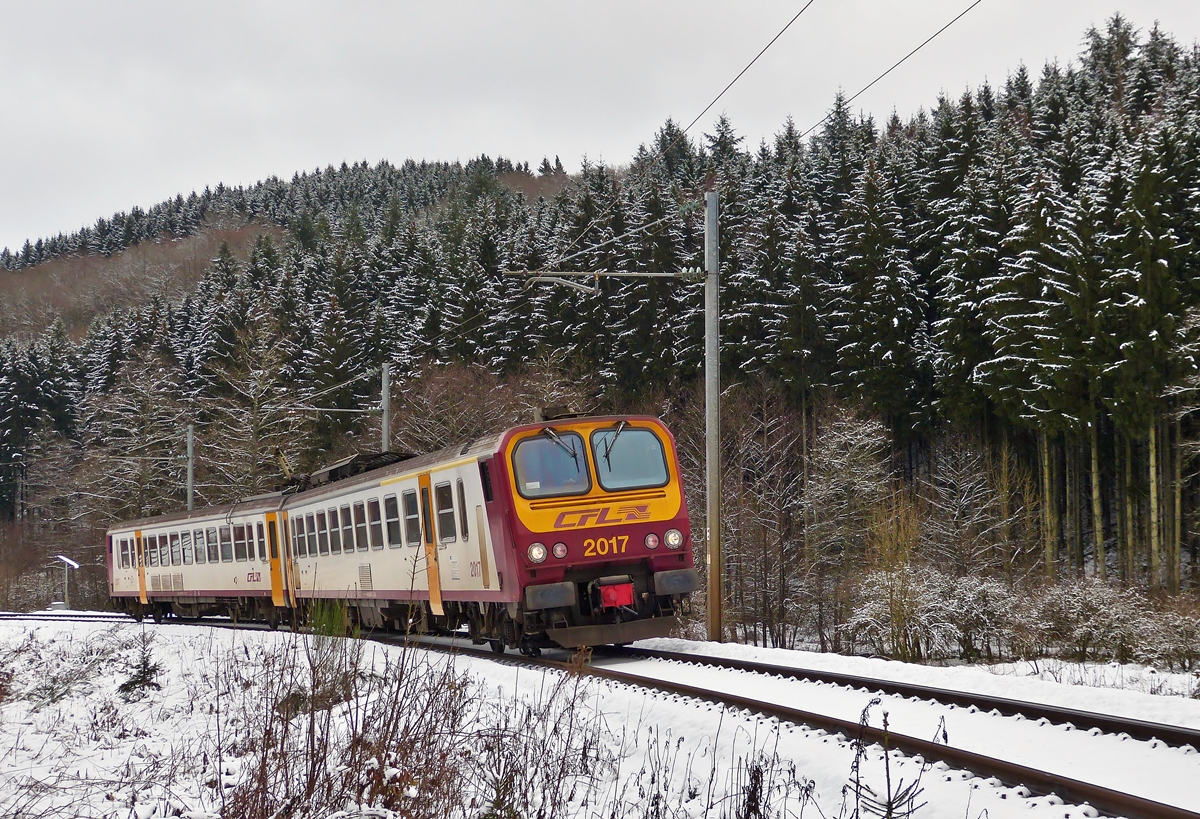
[545,0,985,277]
[799,0,986,140]
[408,1,990,372]
[547,1,821,268]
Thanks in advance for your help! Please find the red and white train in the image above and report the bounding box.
[106,414,698,652]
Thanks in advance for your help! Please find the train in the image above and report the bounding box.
[106,412,698,653]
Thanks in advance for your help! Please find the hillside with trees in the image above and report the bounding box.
[2,16,1200,662]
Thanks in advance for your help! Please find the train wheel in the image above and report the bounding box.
[151,606,164,625]
[488,639,505,655]
[519,641,541,658]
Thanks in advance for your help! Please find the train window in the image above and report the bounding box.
[234,525,248,562]
[120,539,129,569]
[353,503,368,551]
[479,460,493,502]
[340,505,354,553]
[511,431,591,498]
[457,479,469,541]
[220,527,234,562]
[136,538,143,568]
[316,512,330,556]
[293,516,306,557]
[181,532,192,565]
[193,529,205,564]
[434,482,456,542]
[383,495,402,547]
[146,535,158,567]
[420,487,433,545]
[590,426,669,492]
[402,491,420,546]
[170,533,182,566]
[306,514,318,557]
[206,528,219,563]
[257,522,267,561]
[367,499,384,550]
[159,535,171,567]
[327,509,342,554]
[268,520,280,560]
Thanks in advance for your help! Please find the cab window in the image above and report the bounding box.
[512,431,590,499]
[590,425,669,492]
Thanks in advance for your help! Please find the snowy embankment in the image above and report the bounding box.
[0,618,1193,819]
[627,639,1200,812]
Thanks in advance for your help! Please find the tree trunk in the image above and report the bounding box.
[1040,430,1055,577]
[1123,435,1135,581]
[1173,415,1182,595]
[801,389,811,565]
[1000,424,1012,577]
[1091,417,1105,581]
[1150,417,1160,587]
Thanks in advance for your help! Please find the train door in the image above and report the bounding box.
[279,511,298,607]
[135,531,148,605]
[265,512,287,608]
[418,472,444,616]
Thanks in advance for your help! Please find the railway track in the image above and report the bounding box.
[3,613,1196,818]
[0,611,132,623]
[423,640,1199,819]
[604,645,1200,750]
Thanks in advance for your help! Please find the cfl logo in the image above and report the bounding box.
[552,505,651,529]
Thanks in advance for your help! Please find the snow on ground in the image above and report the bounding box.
[621,640,1200,811]
[0,618,1191,819]
[984,657,1199,700]
[640,638,1200,731]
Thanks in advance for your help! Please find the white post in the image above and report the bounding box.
[186,424,195,512]
[63,562,69,609]
[381,363,391,453]
[704,191,722,643]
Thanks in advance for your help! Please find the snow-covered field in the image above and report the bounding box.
[1,618,1197,818]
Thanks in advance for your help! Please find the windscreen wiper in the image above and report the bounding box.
[541,427,579,468]
[601,420,627,470]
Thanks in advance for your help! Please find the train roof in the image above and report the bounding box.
[106,430,507,534]
[104,414,671,535]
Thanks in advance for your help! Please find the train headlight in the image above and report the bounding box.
[527,542,548,563]
[552,542,568,559]
[644,533,660,549]
[665,529,684,549]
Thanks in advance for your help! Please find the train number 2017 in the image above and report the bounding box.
[583,535,629,557]
[469,561,483,578]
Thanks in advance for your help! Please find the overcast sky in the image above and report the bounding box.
[2,1,1199,253]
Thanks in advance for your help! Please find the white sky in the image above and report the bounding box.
[2,1,1199,253]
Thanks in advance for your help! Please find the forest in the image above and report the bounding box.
[2,16,1199,663]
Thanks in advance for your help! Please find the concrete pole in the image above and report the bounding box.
[186,424,194,512]
[704,191,722,643]
[381,363,391,453]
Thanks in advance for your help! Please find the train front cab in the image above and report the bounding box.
[498,416,699,648]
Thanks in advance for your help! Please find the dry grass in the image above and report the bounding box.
[0,217,284,341]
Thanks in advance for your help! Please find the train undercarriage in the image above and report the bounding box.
[117,567,696,656]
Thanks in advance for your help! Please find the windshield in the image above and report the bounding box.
[512,431,591,498]
[591,426,669,491]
